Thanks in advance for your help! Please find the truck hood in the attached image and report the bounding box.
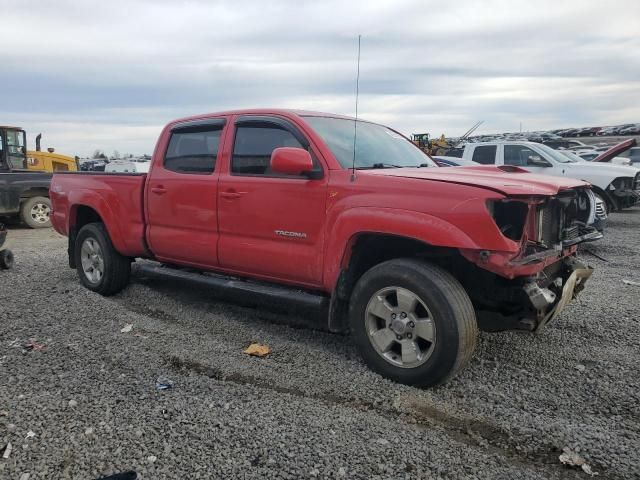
[562,161,640,177]
[594,138,636,162]
[363,165,589,196]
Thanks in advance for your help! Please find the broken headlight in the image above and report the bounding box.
[486,200,529,241]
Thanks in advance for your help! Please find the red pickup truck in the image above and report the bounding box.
[50,109,600,387]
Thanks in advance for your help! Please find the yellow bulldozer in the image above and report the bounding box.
[1,126,77,172]
[412,121,484,157]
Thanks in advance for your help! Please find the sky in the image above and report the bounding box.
[1,0,639,157]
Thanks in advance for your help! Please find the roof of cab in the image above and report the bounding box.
[168,109,357,126]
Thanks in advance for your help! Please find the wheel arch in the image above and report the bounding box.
[589,184,617,211]
[67,203,122,269]
[328,232,459,332]
[19,187,50,200]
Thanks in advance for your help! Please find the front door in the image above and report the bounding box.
[146,119,226,268]
[503,144,553,175]
[217,116,327,286]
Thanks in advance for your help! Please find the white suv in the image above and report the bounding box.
[459,141,640,212]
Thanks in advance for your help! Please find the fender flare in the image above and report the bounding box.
[67,190,127,254]
[323,207,484,291]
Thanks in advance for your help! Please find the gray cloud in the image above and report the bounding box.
[2,0,639,155]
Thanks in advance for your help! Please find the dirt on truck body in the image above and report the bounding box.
[50,109,601,387]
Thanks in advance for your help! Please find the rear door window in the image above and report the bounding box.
[164,128,222,174]
[471,145,497,164]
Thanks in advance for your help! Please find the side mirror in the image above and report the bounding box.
[527,155,550,167]
[270,147,318,178]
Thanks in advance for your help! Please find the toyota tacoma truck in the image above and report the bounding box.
[50,110,601,387]
[457,140,640,213]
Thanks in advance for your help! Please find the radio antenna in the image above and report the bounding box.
[350,34,361,182]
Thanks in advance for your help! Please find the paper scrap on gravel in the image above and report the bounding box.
[622,279,640,287]
[2,442,12,459]
[120,324,133,333]
[559,448,598,476]
[244,343,271,357]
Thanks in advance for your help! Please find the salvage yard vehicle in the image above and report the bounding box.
[0,127,55,228]
[458,141,640,212]
[435,154,608,231]
[50,109,602,387]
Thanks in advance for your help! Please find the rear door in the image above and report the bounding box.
[217,115,327,286]
[146,118,226,268]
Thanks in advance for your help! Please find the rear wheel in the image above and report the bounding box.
[349,259,478,387]
[75,223,130,295]
[20,196,52,228]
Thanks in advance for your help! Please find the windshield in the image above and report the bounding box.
[303,116,437,168]
[536,143,576,163]
[558,150,586,162]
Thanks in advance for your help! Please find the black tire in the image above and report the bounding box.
[75,222,130,295]
[0,250,14,270]
[349,258,478,387]
[20,196,52,228]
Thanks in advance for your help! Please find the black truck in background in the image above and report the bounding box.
[0,127,53,228]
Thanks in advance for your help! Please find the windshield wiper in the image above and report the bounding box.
[357,163,403,169]
[418,163,431,167]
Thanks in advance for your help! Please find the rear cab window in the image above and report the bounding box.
[164,123,224,174]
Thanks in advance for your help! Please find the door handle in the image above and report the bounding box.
[221,190,246,200]
[151,186,167,195]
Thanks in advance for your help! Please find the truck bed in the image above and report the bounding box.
[50,172,148,257]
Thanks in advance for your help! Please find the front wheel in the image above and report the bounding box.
[349,259,478,387]
[75,222,131,295]
[20,196,52,228]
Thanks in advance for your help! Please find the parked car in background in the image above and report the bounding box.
[620,125,640,135]
[457,141,640,212]
[432,156,476,167]
[436,151,609,230]
[543,139,587,150]
[617,147,640,165]
[105,158,151,174]
[0,129,54,228]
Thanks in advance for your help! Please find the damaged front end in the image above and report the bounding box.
[459,188,599,332]
[608,174,640,209]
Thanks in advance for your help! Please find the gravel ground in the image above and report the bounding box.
[1,209,639,479]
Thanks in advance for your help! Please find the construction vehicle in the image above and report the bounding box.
[0,126,75,228]
[0,126,78,173]
[412,121,484,157]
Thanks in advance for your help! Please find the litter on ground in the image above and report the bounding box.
[244,343,271,357]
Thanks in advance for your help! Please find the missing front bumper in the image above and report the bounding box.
[525,257,593,333]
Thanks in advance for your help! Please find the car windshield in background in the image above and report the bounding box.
[559,150,586,162]
[303,116,436,169]
[537,143,576,163]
